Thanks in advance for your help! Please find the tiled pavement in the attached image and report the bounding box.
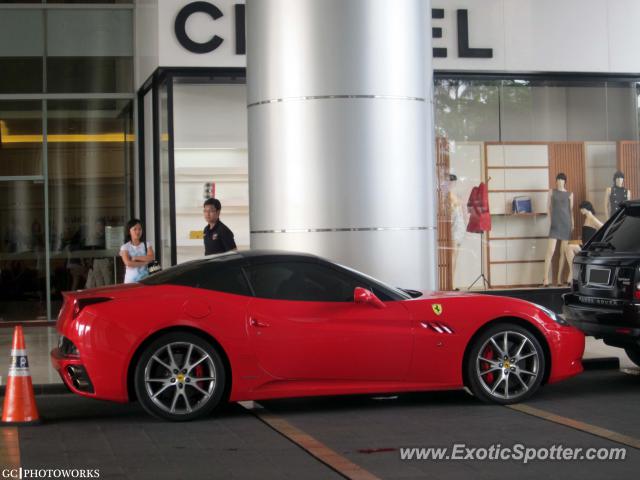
[2,368,638,479]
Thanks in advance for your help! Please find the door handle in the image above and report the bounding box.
[249,317,270,328]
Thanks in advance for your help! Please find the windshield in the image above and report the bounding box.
[593,206,640,253]
[336,263,412,300]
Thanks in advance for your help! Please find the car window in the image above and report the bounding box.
[141,262,251,296]
[245,262,363,302]
[335,263,411,301]
[597,206,640,253]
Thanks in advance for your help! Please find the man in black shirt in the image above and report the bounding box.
[203,198,237,255]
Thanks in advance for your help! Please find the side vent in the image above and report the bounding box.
[420,321,455,334]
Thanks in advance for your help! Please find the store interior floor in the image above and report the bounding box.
[0,326,634,386]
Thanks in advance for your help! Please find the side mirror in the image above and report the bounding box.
[354,287,386,309]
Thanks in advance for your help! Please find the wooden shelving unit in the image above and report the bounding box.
[485,142,551,288]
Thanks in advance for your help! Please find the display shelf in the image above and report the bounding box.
[485,142,551,288]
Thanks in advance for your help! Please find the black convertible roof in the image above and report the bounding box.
[139,249,328,285]
[190,249,323,266]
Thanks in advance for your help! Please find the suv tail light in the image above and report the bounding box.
[635,283,640,300]
[73,297,112,318]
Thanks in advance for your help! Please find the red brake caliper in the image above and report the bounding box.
[195,364,204,389]
[481,346,495,384]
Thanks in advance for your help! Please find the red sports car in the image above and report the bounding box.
[51,250,585,421]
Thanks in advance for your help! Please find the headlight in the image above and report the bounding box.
[533,303,568,326]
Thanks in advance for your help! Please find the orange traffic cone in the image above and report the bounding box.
[2,326,40,425]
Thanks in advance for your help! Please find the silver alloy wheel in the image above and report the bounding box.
[475,331,540,400]
[143,341,217,415]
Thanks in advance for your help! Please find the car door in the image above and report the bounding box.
[245,260,414,382]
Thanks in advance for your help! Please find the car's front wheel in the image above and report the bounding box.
[134,332,226,421]
[624,346,640,368]
[466,323,546,404]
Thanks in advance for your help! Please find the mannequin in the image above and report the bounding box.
[543,173,574,287]
[564,201,603,282]
[604,171,629,218]
[448,174,466,280]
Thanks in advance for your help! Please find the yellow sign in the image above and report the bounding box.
[190,231,204,240]
[432,304,443,316]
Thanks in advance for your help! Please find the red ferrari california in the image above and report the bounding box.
[51,250,584,421]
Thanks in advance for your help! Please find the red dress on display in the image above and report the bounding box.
[466,182,491,233]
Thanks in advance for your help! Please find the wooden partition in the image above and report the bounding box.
[617,141,640,199]
[548,142,587,234]
[436,137,452,291]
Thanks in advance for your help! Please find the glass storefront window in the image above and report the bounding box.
[0,180,47,322]
[0,1,134,379]
[46,9,133,93]
[435,78,640,291]
[172,81,249,265]
[159,80,173,267]
[47,99,134,313]
[0,10,44,93]
[0,101,43,176]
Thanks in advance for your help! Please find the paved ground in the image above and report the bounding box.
[2,367,638,479]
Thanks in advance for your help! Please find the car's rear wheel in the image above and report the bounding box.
[134,332,226,421]
[624,346,640,368]
[466,323,546,404]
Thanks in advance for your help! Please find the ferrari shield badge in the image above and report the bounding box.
[432,304,443,316]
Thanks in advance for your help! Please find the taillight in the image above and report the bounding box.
[635,283,640,300]
[72,297,112,318]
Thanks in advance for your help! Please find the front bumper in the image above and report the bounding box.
[547,324,585,384]
[562,293,640,347]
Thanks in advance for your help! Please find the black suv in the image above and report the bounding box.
[563,200,640,367]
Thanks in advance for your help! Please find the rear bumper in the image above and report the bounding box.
[50,348,97,398]
[562,293,640,347]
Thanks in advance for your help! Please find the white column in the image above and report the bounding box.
[246,0,436,290]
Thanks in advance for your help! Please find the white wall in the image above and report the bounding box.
[137,0,640,89]
[158,0,245,70]
[135,0,159,87]
[432,0,640,73]
[136,0,245,87]
[173,84,248,148]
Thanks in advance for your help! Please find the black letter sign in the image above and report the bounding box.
[431,8,447,58]
[175,1,224,54]
[234,4,246,55]
[457,9,492,58]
